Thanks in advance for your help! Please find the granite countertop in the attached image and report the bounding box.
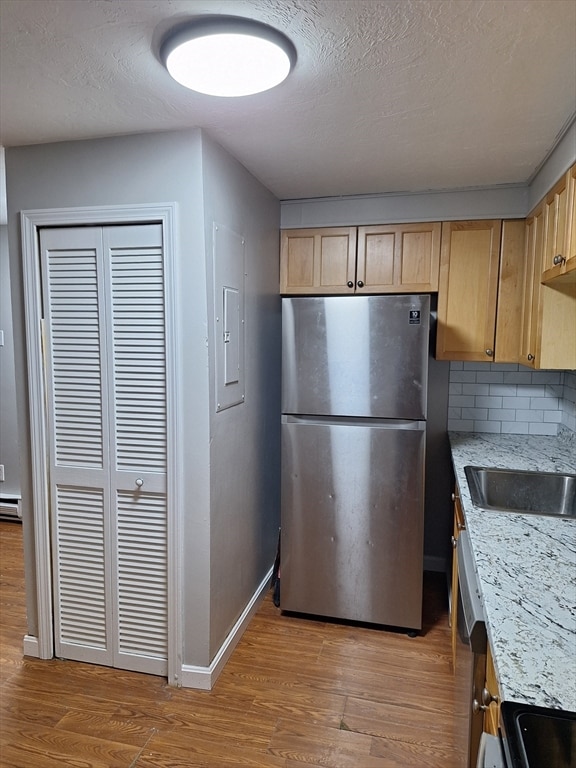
[449,431,576,711]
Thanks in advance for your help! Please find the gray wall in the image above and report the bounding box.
[5,129,280,667]
[199,133,281,660]
[0,225,20,498]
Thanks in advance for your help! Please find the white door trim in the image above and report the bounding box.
[20,204,182,685]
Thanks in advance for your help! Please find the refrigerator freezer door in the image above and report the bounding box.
[281,416,425,629]
[282,295,430,419]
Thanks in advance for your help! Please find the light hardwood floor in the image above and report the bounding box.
[0,520,468,767]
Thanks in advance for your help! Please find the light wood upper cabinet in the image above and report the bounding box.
[520,203,544,368]
[356,222,441,293]
[542,170,570,275]
[494,220,527,363]
[567,163,576,269]
[280,227,357,294]
[280,222,441,294]
[541,162,576,285]
[436,220,502,361]
[521,187,576,370]
[437,220,526,363]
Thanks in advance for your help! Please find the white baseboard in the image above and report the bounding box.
[424,555,447,573]
[180,566,274,690]
[23,634,40,657]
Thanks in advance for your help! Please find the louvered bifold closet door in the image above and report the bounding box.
[104,224,168,676]
[40,224,168,675]
[40,227,113,665]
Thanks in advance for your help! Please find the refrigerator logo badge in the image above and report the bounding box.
[409,310,421,325]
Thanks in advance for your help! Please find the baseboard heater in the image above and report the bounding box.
[0,497,22,520]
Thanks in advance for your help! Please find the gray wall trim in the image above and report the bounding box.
[280,184,529,229]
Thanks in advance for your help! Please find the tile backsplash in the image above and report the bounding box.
[448,363,576,436]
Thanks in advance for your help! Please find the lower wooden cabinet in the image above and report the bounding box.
[483,644,501,736]
[450,489,465,669]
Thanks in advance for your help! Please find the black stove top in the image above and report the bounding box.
[500,701,576,768]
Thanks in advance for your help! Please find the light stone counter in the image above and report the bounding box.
[449,431,576,711]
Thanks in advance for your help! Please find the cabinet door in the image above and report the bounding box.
[436,221,502,361]
[542,171,569,274]
[567,163,576,269]
[450,492,465,670]
[357,222,441,293]
[280,228,356,294]
[356,226,395,291]
[520,204,544,368]
[483,645,501,737]
[522,199,576,370]
[549,162,576,281]
[494,220,526,363]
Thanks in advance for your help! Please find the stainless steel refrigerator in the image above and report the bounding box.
[281,294,430,630]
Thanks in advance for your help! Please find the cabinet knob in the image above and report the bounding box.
[485,349,494,357]
[135,478,144,488]
[356,280,364,288]
[481,687,499,707]
[527,353,534,362]
[347,281,354,288]
[553,254,566,266]
[472,698,487,714]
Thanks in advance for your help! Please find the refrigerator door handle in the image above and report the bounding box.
[282,414,426,430]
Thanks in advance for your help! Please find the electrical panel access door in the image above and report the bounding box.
[39,224,168,676]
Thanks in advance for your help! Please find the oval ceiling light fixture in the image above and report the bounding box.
[161,16,297,97]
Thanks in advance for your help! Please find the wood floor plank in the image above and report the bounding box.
[269,718,397,767]
[369,729,463,768]
[54,709,156,747]
[140,728,288,767]
[342,695,463,747]
[0,723,141,768]
[248,687,347,728]
[0,690,68,731]
[160,705,277,748]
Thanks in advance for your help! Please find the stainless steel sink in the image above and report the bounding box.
[464,466,576,518]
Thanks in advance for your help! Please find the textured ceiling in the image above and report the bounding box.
[0,0,575,201]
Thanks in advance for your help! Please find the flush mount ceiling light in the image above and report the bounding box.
[160,16,297,97]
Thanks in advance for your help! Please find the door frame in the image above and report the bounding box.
[20,203,182,685]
